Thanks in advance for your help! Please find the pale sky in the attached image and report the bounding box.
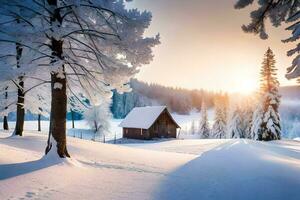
[128,0,296,93]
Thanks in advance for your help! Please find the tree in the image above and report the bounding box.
[228,106,244,138]
[235,0,300,80]
[251,102,264,140]
[190,120,196,135]
[2,86,9,130]
[25,84,51,132]
[211,95,228,139]
[84,102,111,141]
[0,2,50,136]
[0,70,51,134]
[198,102,210,139]
[253,48,281,141]
[0,0,159,158]
[241,99,255,139]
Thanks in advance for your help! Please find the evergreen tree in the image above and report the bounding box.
[211,96,227,139]
[242,99,255,139]
[190,121,196,135]
[228,106,243,138]
[251,103,264,140]
[235,0,300,80]
[198,102,210,139]
[253,48,281,141]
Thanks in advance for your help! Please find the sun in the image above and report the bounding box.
[236,79,258,94]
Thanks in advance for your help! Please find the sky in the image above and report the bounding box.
[128,0,297,93]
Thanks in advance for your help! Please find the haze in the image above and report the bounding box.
[128,0,296,93]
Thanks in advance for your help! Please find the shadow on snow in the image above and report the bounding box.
[0,156,61,180]
[153,139,300,200]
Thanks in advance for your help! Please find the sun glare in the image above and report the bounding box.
[235,79,258,94]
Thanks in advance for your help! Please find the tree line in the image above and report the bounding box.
[111,79,218,118]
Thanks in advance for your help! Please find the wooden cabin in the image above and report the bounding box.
[119,106,181,140]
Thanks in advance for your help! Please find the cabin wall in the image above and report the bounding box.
[149,111,177,138]
[123,128,150,140]
[122,109,178,140]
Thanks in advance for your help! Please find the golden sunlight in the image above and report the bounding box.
[230,79,258,94]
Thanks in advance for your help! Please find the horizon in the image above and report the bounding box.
[128,0,297,93]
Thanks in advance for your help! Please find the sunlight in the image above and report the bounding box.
[229,79,258,94]
[237,79,258,94]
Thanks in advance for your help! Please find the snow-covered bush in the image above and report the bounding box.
[84,102,112,140]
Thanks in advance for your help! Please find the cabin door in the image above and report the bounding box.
[153,123,159,138]
[160,121,168,138]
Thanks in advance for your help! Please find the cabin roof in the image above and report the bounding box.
[119,106,180,129]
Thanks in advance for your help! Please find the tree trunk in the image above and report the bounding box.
[45,72,70,158]
[3,116,9,130]
[71,109,75,129]
[14,40,24,136]
[14,80,25,136]
[3,87,9,130]
[45,0,69,158]
[38,114,41,132]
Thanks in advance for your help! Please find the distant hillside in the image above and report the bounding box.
[111,81,300,119]
[279,85,300,99]
[110,79,218,118]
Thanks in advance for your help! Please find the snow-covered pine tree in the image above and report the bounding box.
[211,95,227,139]
[235,0,300,80]
[241,99,255,139]
[254,48,281,141]
[228,105,243,138]
[198,102,210,139]
[190,121,196,135]
[251,102,263,140]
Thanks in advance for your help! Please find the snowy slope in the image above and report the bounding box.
[0,132,300,200]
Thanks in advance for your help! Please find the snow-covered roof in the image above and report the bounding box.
[119,106,179,129]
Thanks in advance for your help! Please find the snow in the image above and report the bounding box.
[119,106,178,129]
[53,83,63,90]
[1,131,300,200]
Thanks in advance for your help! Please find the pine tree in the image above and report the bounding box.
[211,96,227,139]
[228,106,243,138]
[190,121,196,135]
[198,102,210,139]
[242,99,255,139]
[235,0,300,80]
[251,100,262,139]
[253,48,281,141]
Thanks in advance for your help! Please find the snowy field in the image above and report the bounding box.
[1,114,300,199]
[0,131,300,200]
